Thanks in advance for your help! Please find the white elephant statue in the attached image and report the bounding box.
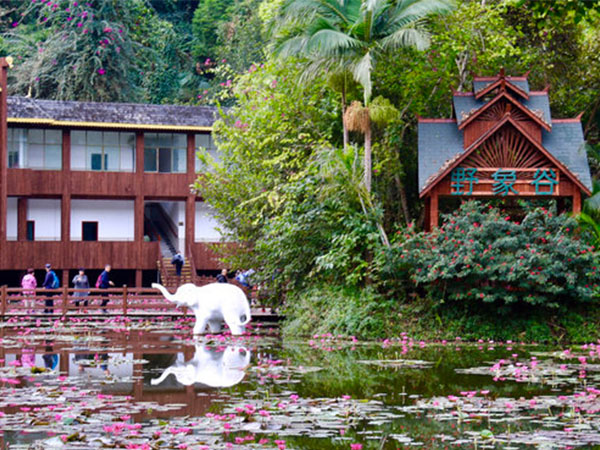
[150,345,251,388]
[152,282,251,335]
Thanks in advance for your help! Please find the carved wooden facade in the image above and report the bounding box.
[418,70,592,231]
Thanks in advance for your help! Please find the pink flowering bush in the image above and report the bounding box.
[397,201,600,308]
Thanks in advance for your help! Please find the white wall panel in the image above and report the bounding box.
[195,202,222,242]
[6,197,17,241]
[28,199,61,241]
[70,199,134,241]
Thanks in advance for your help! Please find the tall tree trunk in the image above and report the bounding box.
[341,85,349,150]
[394,174,411,225]
[363,112,372,192]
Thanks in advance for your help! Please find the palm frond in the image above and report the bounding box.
[380,26,430,51]
[273,35,310,58]
[389,0,455,29]
[306,28,362,54]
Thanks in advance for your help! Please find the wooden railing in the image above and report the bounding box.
[187,243,199,285]
[0,285,184,317]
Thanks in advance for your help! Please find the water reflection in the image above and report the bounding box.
[151,345,251,388]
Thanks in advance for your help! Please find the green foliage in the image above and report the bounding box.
[192,0,265,72]
[255,146,385,290]
[273,0,454,106]
[3,0,187,102]
[282,284,402,339]
[396,202,600,308]
[194,59,337,273]
[192,0,231,59]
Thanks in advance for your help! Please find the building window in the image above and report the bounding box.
[71,131,135,172]
[82,221,98,241]
[7,128,62,170]
[26,220,35,241]
[144,133,187,173]
[195,133,219,172]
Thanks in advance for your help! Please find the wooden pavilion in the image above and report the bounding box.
[418,70,593,230]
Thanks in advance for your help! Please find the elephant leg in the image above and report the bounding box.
[224,318,244,335]
[193,315,208,335]
[208,320,223,333]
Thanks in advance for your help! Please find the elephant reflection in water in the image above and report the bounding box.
[151,345,251,388]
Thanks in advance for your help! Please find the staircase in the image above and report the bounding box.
[145,203,178,258]
[158,256,196,289]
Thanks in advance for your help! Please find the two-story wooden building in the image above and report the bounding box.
[0,57,223,287]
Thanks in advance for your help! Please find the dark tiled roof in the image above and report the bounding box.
[452,92,551,125]
[418,122,464,192]
[453,95,484,124]
[543,122,592,192]
[473,78,530,95]
[418,119,592,193]
[522,94,552,124]
[7,96,217,129]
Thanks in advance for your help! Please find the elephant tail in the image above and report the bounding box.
[237,293,252,326]
[152,283,178,304]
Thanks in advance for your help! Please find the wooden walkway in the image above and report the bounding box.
[0,286,283,322]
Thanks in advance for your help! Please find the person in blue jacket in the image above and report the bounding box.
[98,264,115,313]
[42,263,59,314]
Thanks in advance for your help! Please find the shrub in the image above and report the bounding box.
[396,201,600,309]
[282,285,403,339]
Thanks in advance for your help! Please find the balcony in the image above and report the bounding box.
[0,241,159,270]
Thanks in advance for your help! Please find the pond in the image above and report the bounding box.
[0,316,599,449]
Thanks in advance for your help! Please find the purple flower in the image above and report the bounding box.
[97,68,105,75]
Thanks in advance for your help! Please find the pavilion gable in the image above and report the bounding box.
[418,70,593,230]
[420,117,590,199]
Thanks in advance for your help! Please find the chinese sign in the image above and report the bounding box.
[450,168,558,196]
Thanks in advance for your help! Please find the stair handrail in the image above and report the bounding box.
[186,243,199,285]
[157,257,172,287]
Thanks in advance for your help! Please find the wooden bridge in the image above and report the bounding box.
[0,285,282,321]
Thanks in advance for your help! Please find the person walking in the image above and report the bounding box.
[98,264,114,313]
[42,263,59,314]
[216,268,228,283]
[72,268,90,308]
[21,268,37,312]
[171,251,184,277]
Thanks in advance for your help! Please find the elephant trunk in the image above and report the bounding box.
[152,283,178,304]
[150,366,174,385]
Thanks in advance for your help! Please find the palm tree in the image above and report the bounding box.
[273,0,454,192]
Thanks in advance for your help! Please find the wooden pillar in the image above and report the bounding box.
[0,58,9,244]
[572,190,582,214]
[135,132,144,276]
[59,350,68,374]
[185,196,195,257]
[186,133,196,257]
[429,192,439,230]
[133,353,143,399]
[61,130,71,271]
[62,269,70,289]
[424,197,431,232]
[17,198,27,240]
[135,269,142,288]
